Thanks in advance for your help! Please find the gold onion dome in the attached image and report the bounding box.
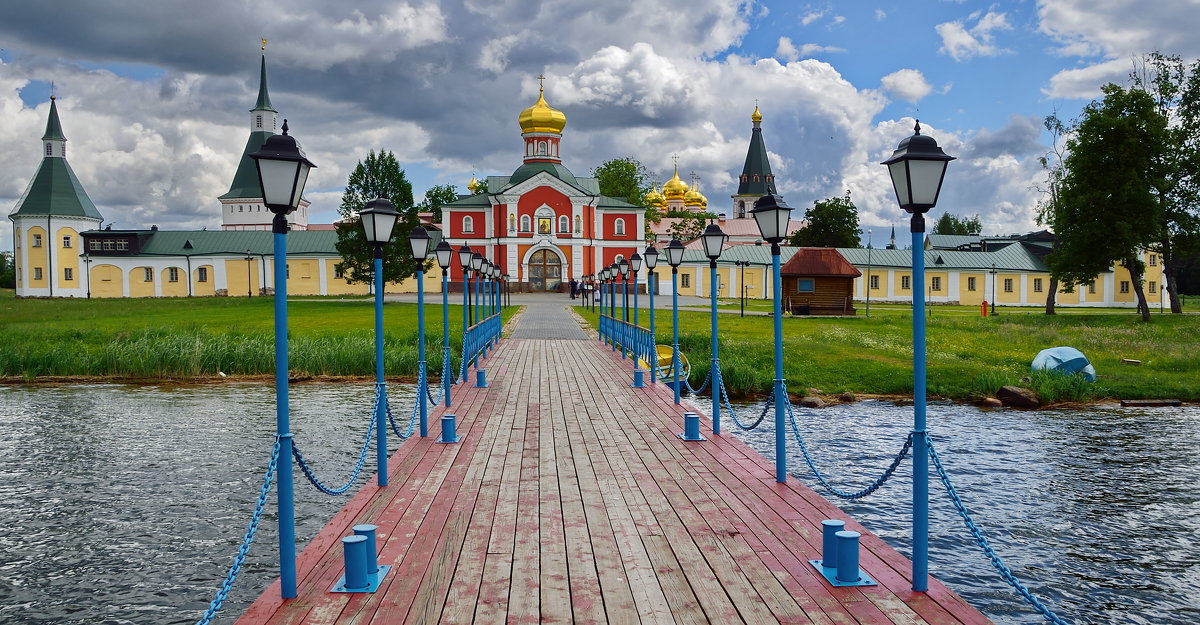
[662,169,689,200]
[751,105,763,123]
[644,185,665,207]
[518,86,567,134]
[467,174,482,194]
[684,187,706,207]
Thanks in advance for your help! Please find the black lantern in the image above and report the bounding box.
[406,225,431,259]
[881,120,955,214]
[249,120,316,215]
[618,259,630,278]
[643,246,658,270]
[362,198,402,246]
[471,252,484,272]
[458,244,473,270]
[665,239,685,267]
[701,222,728,261]
[751,194,792,244]
[434,240,454,270]
[629,252,643,274]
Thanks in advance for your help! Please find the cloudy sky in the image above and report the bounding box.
[3,0,1198,252]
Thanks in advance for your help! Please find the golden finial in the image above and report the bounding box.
[261,38,268,51]
[751,101,763,123]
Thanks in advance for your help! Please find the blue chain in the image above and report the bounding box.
[388,390,418,439]
[927,438,1071,625]
[292,407,375,496]
[193,437,280,625]
[684,368,711,395]
[784,391,912,500]
[721,376,773,431]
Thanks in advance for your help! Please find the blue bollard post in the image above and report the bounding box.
[821,519,846,568]
[438,414,460,443]
[271,214,297,598]
[475,368,488,388]
[341,535,369,591]
[632,368,645,388]
[648,270,656,383]
[911,218,929,592]
[352,524,379,575]
[836,530,862,583]
[679,412,705,441]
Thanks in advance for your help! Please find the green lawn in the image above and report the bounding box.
[581,302,1200,404]
[0,289,505,380]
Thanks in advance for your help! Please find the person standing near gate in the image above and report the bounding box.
[568,278,578,299]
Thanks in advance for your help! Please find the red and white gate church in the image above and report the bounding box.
[440,82,644,291]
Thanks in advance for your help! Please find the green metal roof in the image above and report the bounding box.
[42,98,66,141]
[504,162,584,191]
[95,229,340,256]
[253,54,276,113]
[835,245,1058,272]
[445,193,490,208]
[9,156,102,220]
[735,123,777,196]
[925,234,980,250]
[218,131,271,199]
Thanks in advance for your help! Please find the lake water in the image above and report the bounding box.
[1,384,1197,624]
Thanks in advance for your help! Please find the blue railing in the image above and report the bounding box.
[459,312,503,381]
[598,314,655,372]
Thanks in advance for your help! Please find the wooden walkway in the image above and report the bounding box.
[235,305,993,625]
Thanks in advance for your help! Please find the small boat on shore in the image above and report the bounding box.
[640,345,690,391]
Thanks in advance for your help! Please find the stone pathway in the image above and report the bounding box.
[508,300,591,340]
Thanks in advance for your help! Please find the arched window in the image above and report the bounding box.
[520,215,532,232]
[538,141,547,155]
[559,216,569,232]
[614,218,626,236]
[462,215,474,233]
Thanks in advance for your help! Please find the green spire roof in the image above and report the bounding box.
[10,158,103,220]
[42,97,66,141]
[253,53,276,112]
[736,115,777,196]
[219,131,272,199]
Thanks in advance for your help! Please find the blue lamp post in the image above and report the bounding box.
[458,244,473,331]
[470,252,484,327]
[434,240,454,409]
[362,199,402,485]
[610,263,619,318]
[619,258,630,322]
[407,225,432,439]
[248,120,316,600]
[881,120,954,593]
[701,222,729,435]
[643,246,659,382]
[665,239,685,404]
[751,193,793,485]
[630,252,643,327]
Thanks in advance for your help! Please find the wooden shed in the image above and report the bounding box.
[779,248,862,315]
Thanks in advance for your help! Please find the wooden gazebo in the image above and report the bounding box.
[779,248,862,315]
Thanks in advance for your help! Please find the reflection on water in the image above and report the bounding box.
[0,383,412,625]
[726,398,1200,625]
[1,385,1197,625]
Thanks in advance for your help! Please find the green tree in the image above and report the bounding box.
[930,212,982,235]
[1131,52,1200,312]
[593,157,652,207]
[334,150,420,285]
[1035,113,1070,315]
[0,252,14,289]
[663,211,718,242]
[787,191,860,248]
[417,183,459,223]
[1050,84,1169,322]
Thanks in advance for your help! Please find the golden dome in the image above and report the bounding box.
[684,187,706,207]
[518,85,567,134]
[662,168,689,200]
[644,185,665,207]
[751,105,762,123]
[467,174,481,194]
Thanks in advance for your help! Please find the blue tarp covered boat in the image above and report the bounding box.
[1031,346,1096,382]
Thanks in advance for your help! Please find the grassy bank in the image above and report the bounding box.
[580,302,1199,404]
[0,290,507,380]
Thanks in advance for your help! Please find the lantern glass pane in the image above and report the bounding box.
[291,163,311,208]
[257,158,301,208]
[909,159,947,206]
[888,161,911,207]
